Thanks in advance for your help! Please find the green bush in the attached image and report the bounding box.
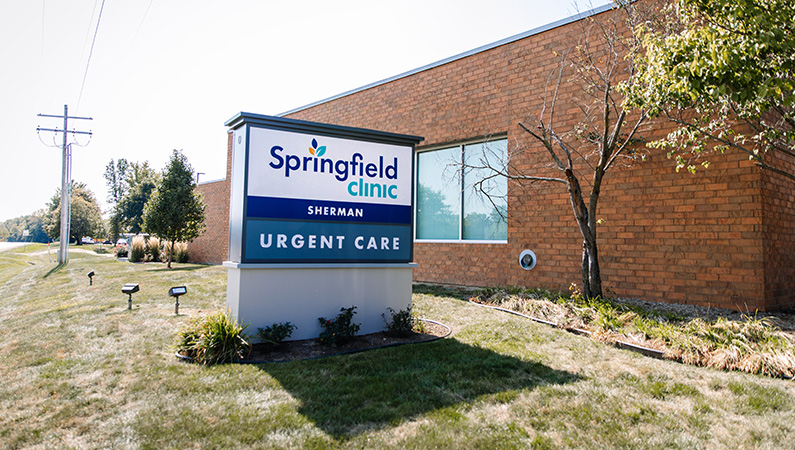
[115,244,128,258]
[146,236,161,262]
[129,236,146,262]
[382,306,417,337]
[257,322,297,347]
[318,306,361,346]
[175,309,251,365]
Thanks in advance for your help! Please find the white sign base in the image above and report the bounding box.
[224,262,415,341]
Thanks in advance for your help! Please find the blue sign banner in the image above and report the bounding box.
[246,196,411,225]
[244,219,411,262]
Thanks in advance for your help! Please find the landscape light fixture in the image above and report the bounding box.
[122,283,140,310]
[169,286,187,315]
[87,271,95,285]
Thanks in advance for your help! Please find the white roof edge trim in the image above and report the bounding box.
[278,3,615,117]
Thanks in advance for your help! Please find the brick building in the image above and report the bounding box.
[190,4,795,311]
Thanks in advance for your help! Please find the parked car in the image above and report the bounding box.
[116,238,128,247]
[81,237,95,244]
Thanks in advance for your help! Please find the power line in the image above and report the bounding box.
[81,0,100,62]
[77,0,106,111]
[41,0,45,63]
[132,0,155,45]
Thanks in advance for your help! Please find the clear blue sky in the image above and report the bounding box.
[0,0,609,222]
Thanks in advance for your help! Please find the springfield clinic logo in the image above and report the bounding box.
[267,138,400,200]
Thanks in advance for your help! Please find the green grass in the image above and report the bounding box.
[1,247,795,448]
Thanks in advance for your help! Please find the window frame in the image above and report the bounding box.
[413,136,508,244]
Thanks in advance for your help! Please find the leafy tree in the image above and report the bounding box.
[629,0,795,180]
[463,2,655,299]
[104,158,130,205]
[143,150,205,268]
[116,162,159,234]
[105,158,130,241]
[45,182,104,245]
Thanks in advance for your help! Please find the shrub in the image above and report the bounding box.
[129,236,147,262]
[114,244,128,258]
[146,236,161,262]
[318,306,361,346]
[382,306,417,337]
[175,309,251,365]
[257,322,297,347]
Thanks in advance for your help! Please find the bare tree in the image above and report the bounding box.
[465,2,656,298]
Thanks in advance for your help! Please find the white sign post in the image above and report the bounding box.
[223,113,422,340]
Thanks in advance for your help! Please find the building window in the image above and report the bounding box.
[415,139,507,242]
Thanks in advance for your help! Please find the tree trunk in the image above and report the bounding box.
[566,169,604,299]
[168,239,175,268]
[585,236,602,299]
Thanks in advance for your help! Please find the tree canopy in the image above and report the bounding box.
[116,161,159,234]
[143,150,205,267]
[45,181,104,245]
[629,0,795,179]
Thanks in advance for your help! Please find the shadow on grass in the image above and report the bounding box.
[260,337,580,438]
[144,265,207,272]
[43,262,67,278]
[412,283,476,301]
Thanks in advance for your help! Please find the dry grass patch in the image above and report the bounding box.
[471,286,795,378]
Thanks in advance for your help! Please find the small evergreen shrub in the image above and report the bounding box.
[257,322,297,347]
[382,306,417,337]
[129,236,146,262]
[318,306,361,346]
[146,236,161,262]
[175,309,251,365]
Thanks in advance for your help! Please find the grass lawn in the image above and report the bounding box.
[1,245,794,449]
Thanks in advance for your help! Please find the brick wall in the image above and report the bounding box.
[283,7,788,311]
[189,132,232,264]
[193,6,795,310]
[761,151,795,310]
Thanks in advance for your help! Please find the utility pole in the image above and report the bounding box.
[37,105,93,264]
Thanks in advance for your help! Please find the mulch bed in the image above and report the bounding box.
[240,320,451,363]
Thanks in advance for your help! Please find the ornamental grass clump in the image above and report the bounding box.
[318,306,360,346]
[146,236,161,262]
[176,309,251,365]
[163,241,190,264]
[129,236,147,262]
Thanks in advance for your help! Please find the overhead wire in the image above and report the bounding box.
[81,0,100,62]
[132,0,155,45]
[41,0,45,63]
[77,0,106,111]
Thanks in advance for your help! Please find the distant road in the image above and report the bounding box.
[0,242,26,252]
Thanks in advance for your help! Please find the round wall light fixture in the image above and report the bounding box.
[519,249,537,271]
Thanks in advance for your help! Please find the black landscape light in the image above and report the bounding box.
[169,286,187,315]
[87,271,95,285]
[122,283,140,310]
